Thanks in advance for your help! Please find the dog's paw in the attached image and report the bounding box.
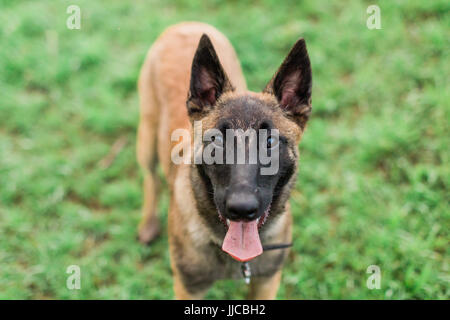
[138,217,161,245]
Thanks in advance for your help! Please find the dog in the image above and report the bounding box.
[136,22,312,299]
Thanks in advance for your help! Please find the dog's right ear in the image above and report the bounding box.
[187,34,233,118]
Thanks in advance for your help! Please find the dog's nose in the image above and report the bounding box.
[226,192,259,221]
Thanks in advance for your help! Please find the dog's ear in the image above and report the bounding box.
[264,38,312,129]
[187,34,233,117]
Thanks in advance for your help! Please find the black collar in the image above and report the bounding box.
[241,242,292,283]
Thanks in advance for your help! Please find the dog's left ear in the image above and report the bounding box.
[264,38,312,129]
[187,34,233,118]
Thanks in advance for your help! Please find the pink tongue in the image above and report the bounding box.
[222,220,263,262]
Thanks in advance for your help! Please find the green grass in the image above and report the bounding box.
[0,0,448,299]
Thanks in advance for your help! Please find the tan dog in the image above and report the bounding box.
[137,22,312,299]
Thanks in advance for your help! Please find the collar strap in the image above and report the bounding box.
[241,243,292,284]
[262,243,293,251]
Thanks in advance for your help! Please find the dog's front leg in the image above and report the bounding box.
[172,270,210,300]
[247,270,282,300]
[168,205,215,299]
[169,247,216,299]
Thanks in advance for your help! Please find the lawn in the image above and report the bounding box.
[0,0,448,299]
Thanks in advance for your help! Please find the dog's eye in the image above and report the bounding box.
[212,134,224,146]
[267,136,278,149]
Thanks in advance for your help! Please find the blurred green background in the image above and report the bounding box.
[0,0,448,299]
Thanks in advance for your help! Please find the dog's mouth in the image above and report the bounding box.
[218,206,270,262]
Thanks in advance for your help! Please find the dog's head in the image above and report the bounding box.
[187,35,312,261]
